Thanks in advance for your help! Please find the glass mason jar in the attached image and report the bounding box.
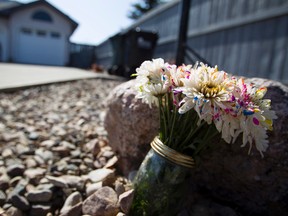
[129,137,195,216]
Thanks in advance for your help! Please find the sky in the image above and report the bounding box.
[15,0,138,45]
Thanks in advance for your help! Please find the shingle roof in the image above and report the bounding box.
[0,0,78,31]
[0,0,21,12]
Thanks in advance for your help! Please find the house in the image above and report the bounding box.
[0,0,77,66]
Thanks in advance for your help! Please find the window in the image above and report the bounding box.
[51,32,60,38]
[37,30,46,37]
[21,28,32,35]
[32,10,53,22]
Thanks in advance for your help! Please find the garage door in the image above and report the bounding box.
[17,28,65,66]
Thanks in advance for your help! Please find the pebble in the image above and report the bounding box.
[46,176,68,188]
[0,190,6,206]
[40,140,56,148]
[0,79,128,214]
[5,206,23,216]
[61,175,85,190]
[118,189,134,214]
[0,174,10,191]
[104,156,118,168]
[60,202,82,216]
[60,191,82,214]
[35,148,53,162]
[86,182,103,196]
[24,168,46,184]
[26,189,53,202]
[29,204,51,216]
[25,158,37,168]
[88,168,114,183]
[6,164,25,177]
[10,194,30,211]
[2,148,13,158]
[115,181,126,197]
[82,186,120,216]
[28,132,39,140]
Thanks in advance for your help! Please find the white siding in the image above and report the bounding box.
[9,4,73,66]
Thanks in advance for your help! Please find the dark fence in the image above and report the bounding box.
[69,43,96,69]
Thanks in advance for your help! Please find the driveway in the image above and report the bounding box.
[0,63,122,91]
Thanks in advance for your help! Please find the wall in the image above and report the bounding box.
[185,0,288,82]
[95,0,288,83]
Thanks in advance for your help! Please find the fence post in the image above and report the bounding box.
[175,0,191,66]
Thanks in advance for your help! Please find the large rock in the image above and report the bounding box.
[104,80,159,175]
[104,78,288,215]
[187,78,288,216]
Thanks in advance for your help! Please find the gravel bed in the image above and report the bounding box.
[0,78,133,216]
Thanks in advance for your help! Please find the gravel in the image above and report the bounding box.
[0,78,133,216]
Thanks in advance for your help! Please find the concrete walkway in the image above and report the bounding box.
[0,63,123,91]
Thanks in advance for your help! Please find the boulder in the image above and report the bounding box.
[104,78,288,215]
[104,80,159,175]
[187,78,288,216]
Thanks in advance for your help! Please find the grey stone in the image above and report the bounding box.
[104,156,118,168]
[61,175,85,191]
[60,141,76,150]
[60,191,82,214]
[9,176,23,188]
[35,148,53,162]
[118,189,134,214]
[6,164,25,177]
[0,190,6,206]
[40,140,56,148]
[5,158,22,167]
[101,150,114,159]
[10,195,30,211]
[84,138,100,156]
[5,206,23,216]
[60,202,82,216]
[33,155,45,166]
[85,182,102,197]
[46,176,68,188]
[28,132,39,140]
[114,181,125,197]
[2,148,13,158]
[0,174,10,191]
[25,158,37,168]
[88,169,114,183]
[82,186,120,216]
[24,168,46,185]
[51,146,70,157]
[15,144,31,155]
[9,179,27,197]
[29,204,51,216]
[26,189,53,202]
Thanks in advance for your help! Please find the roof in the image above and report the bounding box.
[0,1,21,11]
[0,0,78,32]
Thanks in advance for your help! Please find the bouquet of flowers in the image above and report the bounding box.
[130,58,277,215]
[134,58,276,157]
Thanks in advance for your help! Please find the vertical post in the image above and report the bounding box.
[175,0,191,66]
